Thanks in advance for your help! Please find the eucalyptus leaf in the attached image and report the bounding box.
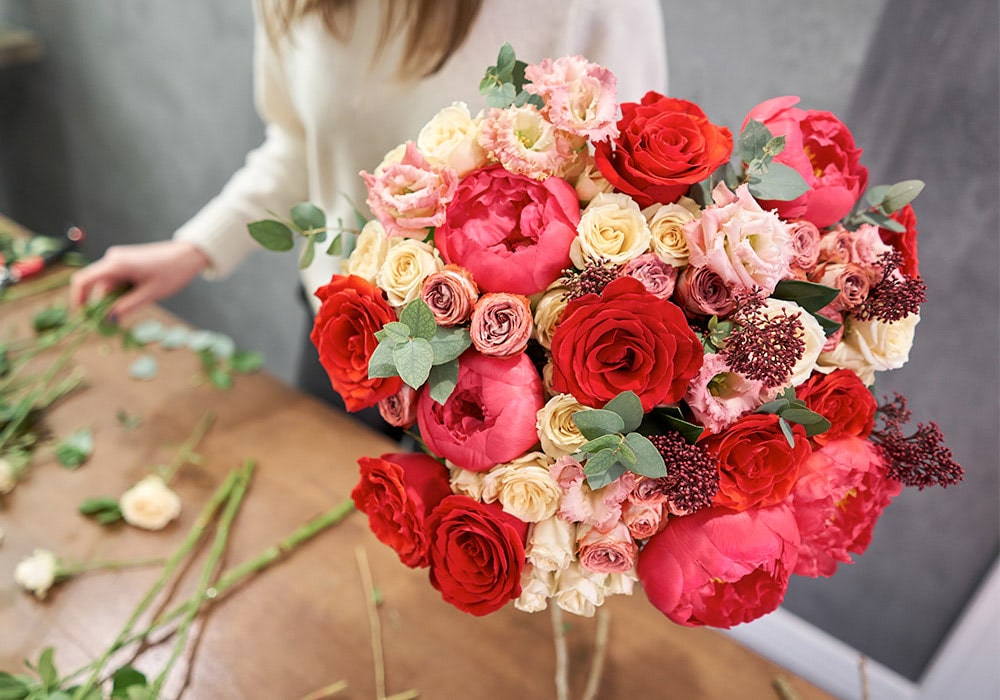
[882,179,925,213]
[36,648,56,690]
[248,219,294,252]
[393,338,434,389]
[129,319,165,345]
[573,409,625,440]
[738,119,773,163]
[865,184,892,207]
[623,432,668,478]
[78,496,119,515]
[298,235,316,269]
[778,416,796,448]
[756,398,790,415]
[367,340,399,379]
[399,299,437,341]
[55,428,94,469]
[128,355,158,381]
[584,458,627,490]
[326,233,343,256]
[603,391,643,432]
[577,434,622,454]
[496,43,516,78]
[763,134,786,157]
[428,360,459,404]
[429,327,472,365]
[781,408,824,425]
[379,322,411,345]
[747,162,810,201]
[615,441,638,469]
[771,279,840,313]
[290,202,326,232]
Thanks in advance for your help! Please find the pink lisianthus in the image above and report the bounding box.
[361,141,458,239]
[577,522,638,574]
[525,55,619,142]
[477,105,582,180]
[550,456,635,531]
[673,265,738,318]
[621,500,665,540]
[417,351,544,472]
[619,252,678,299]
[683,182,793,297]
[787,219,822,274]
[685,352,774,434]
[436,165,580,295]
[789,437,901,577]
[377,384,419,429]
[743,96,868,228]
[420,264,479,327]
[637,504,801,628]
[469,292,534,357]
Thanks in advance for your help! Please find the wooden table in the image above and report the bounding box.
[0,223,835,699]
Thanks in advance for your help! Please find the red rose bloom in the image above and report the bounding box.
[879,203,920,277]
[638,504,800,628]
[435,165,580,296]
[704,413,811,511]
[789,437,901,577]
[311,274,402,411]
[352,453,453,568]
[426,495,529,616]
[550,276,703,411]
[594,92,733,208]
[796,369,877,446]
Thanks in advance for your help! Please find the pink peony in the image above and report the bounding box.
[525,55,619,142]
[685,352,774,433]
[469,292,534,357]
[420,264,479,327]
[550,456,635,531]
[619,252,678,299]
[637,504,800,628]
[436,165,580,295]
[362,141,458,239]
[577,522,638,574]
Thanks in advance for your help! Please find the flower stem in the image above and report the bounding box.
[158,411,216,484]
[580,606,611,700]
[295,680,348,700]
[549,604,569,700]
[0,266,75,303]
[356,545,386,700]
[58,557,165,577]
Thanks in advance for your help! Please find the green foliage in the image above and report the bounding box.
[128,355,159,381]
[479,43,544,110]
[32,306,69,335]
[770,279,843,337]
[290,202,326,232]
[756,386,831,446]
[648,407,705,445]
[78,496,124,525]
[846,179,925,231]
[572,392,666,489]
[54,428,94,469]
[699,315,734,353]
[738,119,810,202]
[247,220,295,252]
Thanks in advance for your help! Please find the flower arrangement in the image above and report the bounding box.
[252,45,962,628]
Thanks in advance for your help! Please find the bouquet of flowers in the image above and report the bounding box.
[253,45,962,628]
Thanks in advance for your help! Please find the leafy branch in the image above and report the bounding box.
[571,392,666,489]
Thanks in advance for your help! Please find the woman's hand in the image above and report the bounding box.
[70,239,211,320]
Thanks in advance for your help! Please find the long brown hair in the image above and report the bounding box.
[262,0,483,79]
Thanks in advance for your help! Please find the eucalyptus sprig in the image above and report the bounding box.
[755,386,831,446]
[248,201,361,269]
[843,179,925,232]
[478,43,544,110]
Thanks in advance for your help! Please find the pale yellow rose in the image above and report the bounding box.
[571,157,614,204]
[816,339,876,386]
[448,462,484,501]
[542,358,557,398]
[554,562,607,617]
[570,192,651,267]
[761,298,826,388]
[532,283,569,350]
[514,564,556,613]
[481,452,560,523]
[819,314,919,385]
[525,516,576,573]
[376,238,443,308]
[417,101,488,177]
[15,549,59,599]
[119,475,181,530]
[643,198,699,266]
[601,569,639,597]
[346,219,391,284]
[536,393,588,458]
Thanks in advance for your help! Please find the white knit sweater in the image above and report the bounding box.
[174,0,668,308]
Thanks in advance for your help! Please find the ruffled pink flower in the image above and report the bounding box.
[577,522,638,574]
[684,182,792,297]
[621,500,665,540]
[810,262,871,312]
[685,352,773,433]
[673,265,737,318]
[550,456,635,531]
[619,252,678,300]
[525,55,619,142]
[377,384,419,429]
[421,264,479,327]
[787,219,822,274]
[478,105,581,180]
[789,436,901,577]
[469,293,533,357]
[362,141,458,239]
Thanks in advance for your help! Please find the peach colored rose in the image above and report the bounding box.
[621,500,665,540]
[377,384,419,429]
[810,262,871,312]
[619,252,678,300]
[673,264,737,318]
[420,264,479,327]
[470,292,533,357]
[787,219,822,274]
[577,522,638,575]
[532,283,569,350]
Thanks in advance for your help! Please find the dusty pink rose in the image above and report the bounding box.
[621,500,665,539]
[628,476,670,505]
[619,253,678,299]
[684,182,792,297]
[470,293,533,357]
[577,522,638,574]
[817,224,892,267]
[417,351,544,472]
[362,141,458,239]
[816,305,845,351]
[685,352,773,433]
[421,264,479,327]
[743,96,868,228]
[638,504,800,628]
[377,384,419,429]
[525,55,619,141]
[436,165,580,295]
[810,262,871,312]
[673,265,737,318]
[477,105,581,180]
[790,437,901,577]
[550,456,635,531]
[787,219,822,273]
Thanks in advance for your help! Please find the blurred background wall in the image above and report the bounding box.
[1,0,997,684]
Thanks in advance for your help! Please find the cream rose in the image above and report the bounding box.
[448,462,485,501]
[643,198,699,267]
[536,393,588,458]
[514,564,557,613]
[816,338,876,386]
[570,192,651,267]
[571,157,614,204]
[481,452,560,523]
[602,569,639,597]
[346,219,391,284]
[839,314,919,376]
[15,549,59,599]
[417,101,488,177]
[554,562,606,617]
[119,476,182,530]
[376,238,443,308]
[761,298,826,387]
[525,515,576,573]
[532,283,569,350]
[0,457,18,495]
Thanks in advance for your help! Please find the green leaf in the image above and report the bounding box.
[771,279,840,313]
[208,368,233,390]
[326,233,343,256]
[428,360,459,404]
[658,412,705,444]
[0,672,29,700]
[623,432,668,478]
[248,220,295,252]
[577,434,622,454]
[63,687,102,700]
[290,202,326,232]
[32,306,69,334]
[378,322,411,345]
[95,509,124,525]
[615,441,638,469]
[229,350,265,373]
[603,391,643,433]
[882,179,924,213]
[367,340,399,379]
[36,648,56,691]
[747,162,810,201]
[55,428,94,470]
[781,408,832,437]
[110,667,148,699]
[159,325,191,350]
[865,184,892,207]
[128,355,159,381]
[778,416,796,448]
[399,299,437,341]
[573,409,625,440]
[78,496,119,515]
[428,327,471,365]
[815,312,843,338]
[298,235,316,269]
[756,398,790,415]
[763,135,786,157]
[584,453,627,490]
[393,338,434,389]
[738,119,773,163]
[129,319,165,345]
[496,43,516,80]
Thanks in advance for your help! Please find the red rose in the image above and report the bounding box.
[352,453,453,568]
[310,275,402,411]
[637,504,800,628]
[743,96,868,228]
[878,203,920,277]
[435,165,580,295]
[703,413,811,511]
[550,276,703,411]
[594,92,733,208]
[796,369,877,446]
[417,351,544,472]
[789,437,901,577]
[426,495,529,616]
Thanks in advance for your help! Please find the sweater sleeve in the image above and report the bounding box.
[173,7,309,279]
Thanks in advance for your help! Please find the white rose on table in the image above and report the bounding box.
[345,219,392,283]
[376,239,443,308]
[570,192,651,268]
[481,452,560,523]
[15,549,59,599]
[514,564,557,613]
[525,515,576,573]
[119,475,182,530]
[536,393,588,459]
[417,101,488,177]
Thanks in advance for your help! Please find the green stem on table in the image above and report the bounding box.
[70,468,241,700]
[59,557,166,577]
[356,545,386,700]
[295,680,349,700]
[158,411,216,485]
[0,266,76,303]
[149,459,255,697]
[550,604,569,700]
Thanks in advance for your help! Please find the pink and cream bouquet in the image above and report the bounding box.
[251,45,962,627]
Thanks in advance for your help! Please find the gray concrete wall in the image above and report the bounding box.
[1,0,997,684]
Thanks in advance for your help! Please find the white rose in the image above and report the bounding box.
[644,199,699,267]
[536,394,588,459]
[448,462,484,501]
[0,457,18,495]
[532,283,569,350]
[481,452,560,523]
[376,239,443,308]
[761,298,826,387]
[417,101,488,177]
[15,549,59,599]
[119,476,182,530]
[525,516,576,573]
[571,192,651,267]
[602,569,638,597]
[816,337,876,386]
[571,158,614,204]
[542,359,557,398]
[514,564,557,613]
[846,314,920,373]
[554,562,606,617]
[346,219,391,284]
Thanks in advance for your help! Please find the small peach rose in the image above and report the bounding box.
[470,293,533,357]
